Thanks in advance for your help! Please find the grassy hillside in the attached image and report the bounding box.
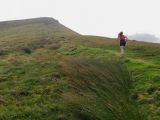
[0,17,79,53]
[0,17,159,120]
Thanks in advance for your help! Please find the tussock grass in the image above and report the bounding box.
[63,57,146,120]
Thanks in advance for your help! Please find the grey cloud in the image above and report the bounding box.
[128,33,160,43]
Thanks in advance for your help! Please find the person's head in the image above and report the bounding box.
[119,31,123,35]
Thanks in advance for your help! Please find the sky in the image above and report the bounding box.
[0,0,160,42]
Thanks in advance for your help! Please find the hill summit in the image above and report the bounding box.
[0,17,78,35]
[0,17,79,52]
[0,17,59,29]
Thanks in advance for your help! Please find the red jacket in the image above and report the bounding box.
[118,34,126,41]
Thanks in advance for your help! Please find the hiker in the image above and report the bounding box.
[118,32,127,55]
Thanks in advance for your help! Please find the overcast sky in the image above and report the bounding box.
[0,0,160,42]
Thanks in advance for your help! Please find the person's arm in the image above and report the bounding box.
[117,34,120,40]
[125,36,128,42]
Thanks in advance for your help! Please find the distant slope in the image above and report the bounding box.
[0,17,78,35]
[0,17,79,51]
[0,17,59,29]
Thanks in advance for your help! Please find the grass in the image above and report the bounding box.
[60,35,160,119]
[0,17,159,119]
[62,57,146,120]
[0,51,68,120]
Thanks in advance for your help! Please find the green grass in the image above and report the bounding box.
[60,36,160,119]
[0,53,68,120]
[0,17,159,119]
[62,57,146,120]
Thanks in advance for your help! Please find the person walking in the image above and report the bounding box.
[118,32,127,55]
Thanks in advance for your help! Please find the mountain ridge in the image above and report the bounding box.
[0,17,59,28]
